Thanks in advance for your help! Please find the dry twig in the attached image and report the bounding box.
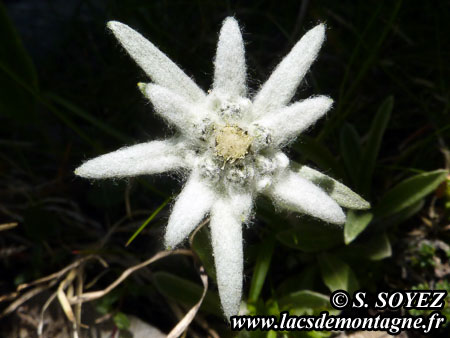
[167,265,208,338]
[0,222,18,231]
[70,249,192,304]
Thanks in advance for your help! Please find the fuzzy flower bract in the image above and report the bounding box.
[75,17,370,319]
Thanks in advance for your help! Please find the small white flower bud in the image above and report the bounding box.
[248,124,272,150]
[256,176,272,191]
[254,155,276,175]
[274,152,290,170]
[226,166,254,185]
[198,156,221,183]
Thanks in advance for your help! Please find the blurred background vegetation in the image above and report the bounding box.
[0,0,449,336]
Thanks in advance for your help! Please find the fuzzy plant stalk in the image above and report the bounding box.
[75,17,370,320]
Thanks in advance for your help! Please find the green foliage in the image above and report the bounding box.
[278,290,334,315]
[318,253,359,294]
[113,312,131,330]
[344,210,373,244]
[338,232,392,261]
[375,170,448,219]
[126,197,171,247]
[95,290,121,315]
[409,281,450,326]
[410,243,437,269]
[248,238,275,303]
[359,232,392,261]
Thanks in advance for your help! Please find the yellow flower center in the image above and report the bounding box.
[215,125,252,163]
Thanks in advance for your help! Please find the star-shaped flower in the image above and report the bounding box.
[75,17,370,319]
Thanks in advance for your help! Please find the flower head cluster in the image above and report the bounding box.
[75,18,369,319]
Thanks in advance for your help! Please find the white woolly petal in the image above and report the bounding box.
[144,84,203,133]
[252,24,326,116]
[164,172,216,248]
[210,193,252,319]
[254,96,333,146]
[213,17,246,97]
[75,139,184,179]
[267,170,346,224]
[107,21,205,102]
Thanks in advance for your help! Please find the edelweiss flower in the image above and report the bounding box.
[75,18,370,319]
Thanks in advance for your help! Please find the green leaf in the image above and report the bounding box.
[95,290,121,315]
[191,226,216,281]
[294,136,344,179]
[113,312,130,330]
[340,123,362,185]
[126,197,171,247]
[266,298,281,316]
[357,96,394,195]
[267,331,277,338]
[294,163,370,210]
[382,199,425,228]
[375,169,448,219]
[248,238,275,303]
[278,290,329,310]
[344,210,373,244]
[337,232,392,262]
[276,220,343,253]
[318,253,359,293]
[302,330,333,338]
[364,232,392,260]
[336,232,392,262]
[153,271,222,317]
